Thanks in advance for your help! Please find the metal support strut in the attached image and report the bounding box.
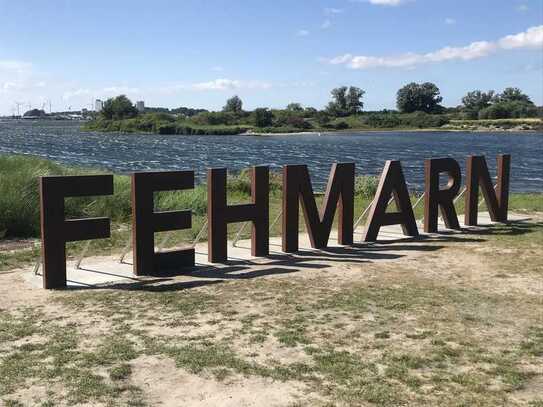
[353,196,396,232]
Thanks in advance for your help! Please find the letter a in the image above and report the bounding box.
[362,160,418,242]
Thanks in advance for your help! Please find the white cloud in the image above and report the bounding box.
[211,66,224,72]
[102,86,141,94]
[327,25,543,69]
[517,4,529,12]
[322,7,342,29]
[190,78,272,91]
[329,54,355,65]
[296,29,310,37]
[62,88,92,100]
[62,86,141,100]
[2,82,19,90]
[324,7,343,15]
[60,79,271,102]
[498,25,543,49]
[368,0,407,6]
[445,18,456,25]
[0,60,40,95]
[425,41,497,62]
[0,60,32,73]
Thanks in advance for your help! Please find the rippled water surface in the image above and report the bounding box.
[1,120,542,192]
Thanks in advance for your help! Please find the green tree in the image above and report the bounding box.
[396,82,443,113]
[479,101,538,119]
[304,107,318,117]
[462,90,495,119]
[254,108,273,127]
[346,86,365,115]
[476,88,536,119]
[326,86,348,116]
[223,95,243,113]
[327,86,365,116]
[495,87,533,104]
[101,95,138,120]
[286,103,304,112]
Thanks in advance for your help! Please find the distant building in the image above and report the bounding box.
[136,100,145,112]
[95,99,103,112]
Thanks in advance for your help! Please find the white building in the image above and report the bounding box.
[95,99,103,112]
[136,100,145,112]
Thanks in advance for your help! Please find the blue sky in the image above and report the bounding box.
[0,0,542,114]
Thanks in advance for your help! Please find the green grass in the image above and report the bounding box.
[0,308,146,405]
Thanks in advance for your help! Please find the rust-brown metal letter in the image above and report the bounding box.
[464,154,510,226]
[424,158,462,233]
[362,160,418,242]
[282,163,354,252]
[132,171,195,276]
[208,166,269,263]
[40,175,113,289]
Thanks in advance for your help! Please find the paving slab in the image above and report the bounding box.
[22,212,531,289]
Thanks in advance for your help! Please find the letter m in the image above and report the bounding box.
[282,163,354,252]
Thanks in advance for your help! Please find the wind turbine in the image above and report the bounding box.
[14,101,24,117]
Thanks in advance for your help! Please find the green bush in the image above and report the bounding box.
[158,124,176,134]
[155,184,207,216]
[363,114,402,128]
[191,111,239,126]
[361,112,449,129]
[334,121,350,130]
[226,169,282,195]
[254,108,273,128]
[478,101,539,119]
[402,111,449,128]
[355,176,379,198]
[0,156,58,237]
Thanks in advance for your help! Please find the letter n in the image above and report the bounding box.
[424,158,462,233]
[132,171,195,276]
[362,160,418,242]
[40,175,113,289]
[208,166,269,262]
[464,154,510,226]
[282,163,354,252]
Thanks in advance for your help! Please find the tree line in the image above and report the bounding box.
[95,82,540,133]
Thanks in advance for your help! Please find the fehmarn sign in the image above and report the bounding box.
[38,154,510,289]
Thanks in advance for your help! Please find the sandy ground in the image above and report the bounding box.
[1,212,542,406]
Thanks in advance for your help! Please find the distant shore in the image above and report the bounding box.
[81,118,542,136]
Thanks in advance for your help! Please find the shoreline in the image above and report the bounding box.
[242,127,543,136]
[82,126,543,137]
[5,118,541,136]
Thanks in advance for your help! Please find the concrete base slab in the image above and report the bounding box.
[23,212,531,289]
